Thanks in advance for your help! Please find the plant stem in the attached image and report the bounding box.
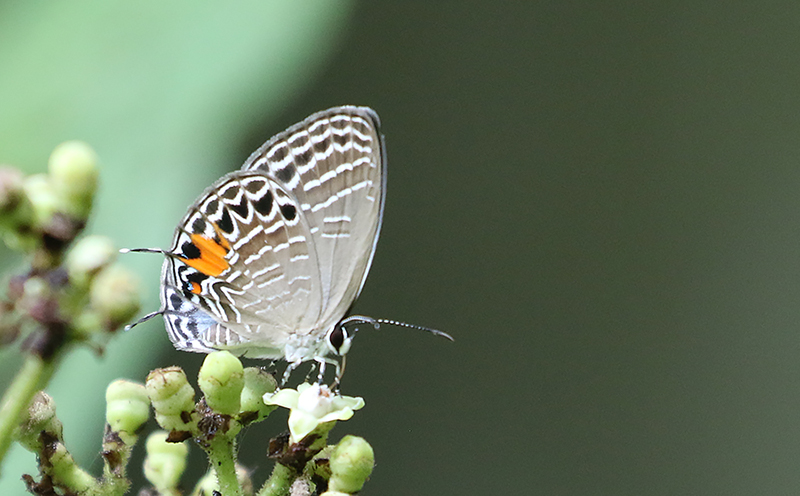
[207,434,242,496]
[0,354,55,470]
[257,463,294,496]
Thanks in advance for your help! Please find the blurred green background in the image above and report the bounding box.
[3,1,800,494]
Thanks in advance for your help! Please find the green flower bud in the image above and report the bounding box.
[2,228,37,253]
[0,166,24,209]
[105,379,149,439]
[327,436,374,494]
[0,166,33,230]
[89,264,141,329]
[0,304,21,345]
[16,391,63,451]
[70,310,103,341]
[237,464,253,495]
[239,367,277,421]
[23,276,48,297]
[143,431,188,492]
[190,469,218,496]
[198,351,244,415]
[22,173,58,228]
[188,465,251,496]
[66,235,116,287]
[48,141,98,219]
[319,491,350,496]
[146,367,196,432]
[18,276,50,314]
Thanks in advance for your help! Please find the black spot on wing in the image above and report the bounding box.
[186,271,209,285]
[271,145,288,162]
[254,190,273,216]
[182,241,201,259]
[295,149,312,166]
[191,217,205,234]
[244,178,267,193]
[292,133,309,147]
[275,164,295,183]
[218,208,234,234]
[314,136,330,153]
[221,186,238,200]
[169,293,183,309]
[229,196,249,218]
[280,203,296,221]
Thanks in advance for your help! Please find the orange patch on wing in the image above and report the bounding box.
[189,281,202,294]
[180,234,230,277]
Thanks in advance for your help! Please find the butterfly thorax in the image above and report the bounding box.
[283,330,332,364]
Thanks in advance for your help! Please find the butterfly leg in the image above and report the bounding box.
[312,357,345,390]
[329,356,346,392]
[281,360,302,387]
[316,359,327,384]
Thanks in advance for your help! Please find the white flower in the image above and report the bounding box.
[264,383,365,443]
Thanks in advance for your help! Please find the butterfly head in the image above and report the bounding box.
[325,323,353,356]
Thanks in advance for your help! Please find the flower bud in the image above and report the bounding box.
[71,310,103,341]
[198,351,244,415]
[105,379,149,439]
[66,235,116,287]
[23,173,58,228]
[89,264,141,329]
[239,367,277,421]
[146,367,196,432]
[48,141,98,219]
[237,465,253,495]
[327,435,375,494]
[0,166,33,231]
[16,391,63,451]
[0,166,24,209]
[188,465,251,495]
[190,469,218,496]
[16,276,58,326]
[143,431,188,492]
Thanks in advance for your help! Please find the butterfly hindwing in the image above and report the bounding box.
[243,106,385,332]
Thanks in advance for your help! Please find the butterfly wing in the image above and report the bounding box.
[242,106,386,334]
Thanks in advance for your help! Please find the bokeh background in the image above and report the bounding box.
[3,1,800,494]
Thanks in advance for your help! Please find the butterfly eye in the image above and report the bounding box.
[327,325,351,356]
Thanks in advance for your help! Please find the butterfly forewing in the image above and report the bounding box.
[160,106,385,360]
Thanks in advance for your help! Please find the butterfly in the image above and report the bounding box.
[126,106,450,383]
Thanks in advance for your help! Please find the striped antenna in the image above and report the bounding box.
[342,315,454,342]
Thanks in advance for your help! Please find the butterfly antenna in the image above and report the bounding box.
[342,315,454,341]
[120,247,162,255]
[120,247,185,261]
[124,309,163,331]
[375,318,454,341]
